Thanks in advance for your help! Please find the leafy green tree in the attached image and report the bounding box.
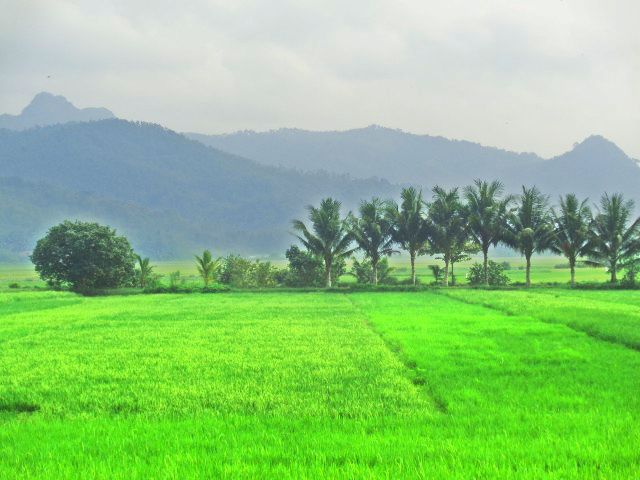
[386,187,429,286]
[464,179,513,285]
[427,186,468,287]
[586,193,640,283]
[504,186,554,287]
[30,220,136,292]
[550,194,593,287]
[350,198,396,285]
[292,198,355,287]
[135,255,154,289]
[195,249,220,287]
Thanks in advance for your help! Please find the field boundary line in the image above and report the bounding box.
[435,290,640,353]
[342,294,449,414]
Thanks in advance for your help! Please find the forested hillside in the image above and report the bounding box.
[0,120,394,260]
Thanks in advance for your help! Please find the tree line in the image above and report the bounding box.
[292,180,640,288]
[29,180,640,292]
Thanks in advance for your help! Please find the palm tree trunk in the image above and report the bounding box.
[525,255,531,288]
[611,266,617,283]
[372,260,378,286]
[444,257,450,287]
[325,258,332,288]
[483,248,489,286]
[450,261,455,286]
[410,250,416,286]
[570,260,576,288]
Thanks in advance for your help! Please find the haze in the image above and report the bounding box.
[1,0,638,158]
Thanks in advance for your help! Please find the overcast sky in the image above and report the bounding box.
[1,0,638,158]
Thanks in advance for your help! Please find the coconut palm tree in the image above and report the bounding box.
[292,198,356,287]
[195,249,220,287]
[427,186,468,287]
[385,187,429,285]
[464,179,513,285]
[586,193,640,283]
[350,198,396,285]
[135,255,154,288]
[550,194,592,288]
[504,186,554,287]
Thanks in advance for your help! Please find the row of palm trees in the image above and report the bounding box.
[292,180,640,288]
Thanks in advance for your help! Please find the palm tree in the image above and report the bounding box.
[195,249,220,287]
[504,186,554,287]
[350,198,396,285]
[586,193,640,283]
[385,187,429,285]
[464,179,513,285]
[135,255,154,288]
[550,194,592,288]
[427,186,468,287]
[292,198,356,287]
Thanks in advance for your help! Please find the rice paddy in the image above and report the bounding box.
[1,288,638,478]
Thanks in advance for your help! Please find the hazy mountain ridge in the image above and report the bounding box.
[187,127,640,205]
[0,118,395,260]
[0,92,115,131]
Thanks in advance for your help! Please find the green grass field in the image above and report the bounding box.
[1,289,638,478]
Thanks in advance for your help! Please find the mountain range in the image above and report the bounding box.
[187,127,640,204]
[1,92,638,261]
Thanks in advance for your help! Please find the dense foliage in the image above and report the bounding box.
[467,261,510,286]
[30,220,136,292]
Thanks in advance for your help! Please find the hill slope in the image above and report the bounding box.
[188,127,640,203]
[0,120,395,260]
[0,92,115,130]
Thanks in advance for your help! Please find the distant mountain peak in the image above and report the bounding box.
[569,134,627,159]
[0,92,115,131]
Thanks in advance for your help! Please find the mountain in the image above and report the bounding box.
[186,126,545,185]
[0,119,394,260]
[0,92,115,130]
[187,127,640,204]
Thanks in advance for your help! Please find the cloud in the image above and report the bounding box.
[0,0,638,158]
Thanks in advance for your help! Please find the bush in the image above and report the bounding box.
[467,261,510,286]
[350,258,395,284]
[283,245,345,287]
[30,220,136,293]
[500,261,512,271]
[429,265,445,285]
[220,254,281,288]
[8,282,20,289]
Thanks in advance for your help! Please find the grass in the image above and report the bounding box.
[1,289,639,477]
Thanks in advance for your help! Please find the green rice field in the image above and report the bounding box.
[1,288,638,478]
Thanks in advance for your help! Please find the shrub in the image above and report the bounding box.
[283,245,345,287]
[500,261,512,270]
[220,254,281,288]
[467,261,510,286]
[429,265,445,285]
[350,258,396,285]
[8,282,19,289]
[30,220,136,293]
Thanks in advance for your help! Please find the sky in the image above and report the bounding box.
[1,0,638,159]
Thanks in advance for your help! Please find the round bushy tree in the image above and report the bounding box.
[31,220,136,292]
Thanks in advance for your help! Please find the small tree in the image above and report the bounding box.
[386,187,429,285]
[350,198,396,285]
[292,198,355,287]
[550,194,592,288]
[587,193,640,283]
[464,179,513,285]
[30,220,136,293]
[284,245,345,287]
[195,250,220,287]
[135,255,155,289]
[427,186,468,287]
[504,186,554,287]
